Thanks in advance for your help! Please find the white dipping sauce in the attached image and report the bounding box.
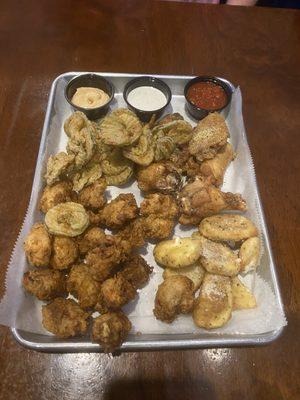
[127,86,167,111]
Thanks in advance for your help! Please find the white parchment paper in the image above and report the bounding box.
[0,83,287,337]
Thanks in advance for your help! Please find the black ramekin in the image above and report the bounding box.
[65,74,115,120]
[123,76,172,122]
[184,76,233,120]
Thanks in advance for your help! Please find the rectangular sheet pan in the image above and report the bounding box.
[11,72,285,352]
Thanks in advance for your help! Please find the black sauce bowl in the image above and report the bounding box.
[123,76,172,122]
[184,76,233,121]
[65,74,115,120]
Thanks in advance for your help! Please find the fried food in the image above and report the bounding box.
[153,276,195,323]
[153,114,193,146]
[92,311,131,353]
[42,298,90,338]
[198,235,241,277]
[199,214,258,242]
[116,218,146,248]
[178,176,247,225]
[50,236,78,270]
[142,216,175,240]
[239,236,260,273]
[193,273,232,329]
[95,276,136,313]
[100,108,143,146]
[64,111,94,138]
[122,124,154,166]
[45,152,75,186]
[153,133,175,162]
[101,148,134,186]
[77,226,106,255]
[140,193,179,219]
[137,162,182,193]
[163,262,205,292]
[23,269,66,301]
[72,163,102,192]
[39,181,73,213]
[97,193,139,229]
[45,202,89,237]
[188,112,229,161]
[232,277,257,310]
[67,264,101,308]
[77,177,107,210]
[86,236,132,282]
[117,254,152,289]
[154,237,202,268]
[23,223,52,267]
[66,124,95,168]
[200,143,235,186]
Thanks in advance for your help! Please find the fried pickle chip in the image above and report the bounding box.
[100,108,142,146]
[101,148,134,186]
[153,275,195,323]
[23,223,52,267]
[193,273,232,329]
[42,298,90,338]
[45,152,75,186]
[163,262,205,292]
[64,111,92,138]
[199,214,258,242]
[66,127,95,168]
[92,311,131,353]
[239,236,260,273]
[23,269,66,301]
[122,124,154,166]
[72,163,102,192]
[153,134,176,162]
[50,236,79,270]
[39,181,73,213]
[45,202,89,237]
[153,117,193,146]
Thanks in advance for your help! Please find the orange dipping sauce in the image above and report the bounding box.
[187,81,227,110]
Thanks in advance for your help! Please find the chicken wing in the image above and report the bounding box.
[137,162,182,194]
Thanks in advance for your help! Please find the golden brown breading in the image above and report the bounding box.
[140,193,179,219]
[85,236,132,282]
[42,298,90,338]
[116,218,146,248]
[137,162,182,194]
[239,236,260,273]
[188,112,229,161]
[141,216,175,240]
[95,276,136,313]
[67,264,101,308]
[39,181,73,213]
[200,143,235,186]
[117,254,152,289]
[23,269,66,301]
[97,193,139,229]
[45,152,75,186]
[170,147,203,178]
[50,236,78,270]
[153,276,195,323]
[77,178,107,210]
[178,176,247,225]
[77,226,106,255]
[23,223,52,267]
[163,262,205,292]
[92,311,131,353]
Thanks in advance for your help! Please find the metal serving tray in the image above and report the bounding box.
[11,72,285,352]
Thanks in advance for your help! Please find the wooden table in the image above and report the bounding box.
[0,1,299,399]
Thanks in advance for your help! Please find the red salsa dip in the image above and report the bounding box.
[187,81,228,110]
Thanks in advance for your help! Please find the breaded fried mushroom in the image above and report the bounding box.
[23,223,52,267]
[95,276,136,313]
[78,178,107,210]
[141,216,175,240]
[42,298,90,338]
[116,218,146,248]
[77,226,106,255]
[140,193,179,219]
[39,181,73,213]
[92,311,131,353]
[154,276,195,323]
[98,193,139,229]
[67,264,101,308]
[23,269,66,301]
[50,236,78,270]
[117,254,152,289]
